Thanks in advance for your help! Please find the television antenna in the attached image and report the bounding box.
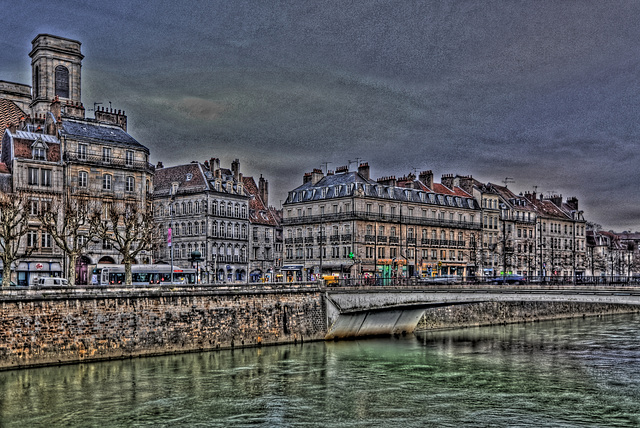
[502,177,515,188]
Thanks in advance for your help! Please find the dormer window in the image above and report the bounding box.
[32,141,48,160]
[185,173,193,182]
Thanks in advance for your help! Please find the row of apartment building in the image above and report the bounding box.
[280,165,591,281]
[0,34,282,285]
[1,34,637,285]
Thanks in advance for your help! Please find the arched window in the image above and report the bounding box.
[194,222,199,235]
[34,66,40,98]
[227,204,232,217]
[234,204,239,218]
[212,222,218,237]
[195,201,200,213]
[212,201,217,215]
[241,205,247,218]
[188,201,193,214]
[227,223,232,238]
[55,65,69,98]
[220,202,225,216]
[188,222,193,235]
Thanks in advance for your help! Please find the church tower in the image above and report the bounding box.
[29,34,84,118]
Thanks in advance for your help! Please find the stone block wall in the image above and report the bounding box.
[0,288,326,370]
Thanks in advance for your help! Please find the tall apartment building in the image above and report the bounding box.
[282,163,482,281]
[242,175,281,282]
[0,34,154,284]
[152,159,250,282]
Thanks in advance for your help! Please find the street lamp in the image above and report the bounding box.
[190,250,204,284]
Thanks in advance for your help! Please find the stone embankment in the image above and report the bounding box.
[0,286,325,370]
[417,301,640,331]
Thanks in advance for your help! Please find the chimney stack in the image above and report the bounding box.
[231,159,240,180]
[441,174,454,190]
[419,170,433,189]
[358,162,370,180]
[259,175,269,206]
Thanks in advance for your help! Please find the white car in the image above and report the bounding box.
[35,277,69,286]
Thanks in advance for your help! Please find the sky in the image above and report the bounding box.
[1,1,639,230]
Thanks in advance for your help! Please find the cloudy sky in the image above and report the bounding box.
[2,1,639,230]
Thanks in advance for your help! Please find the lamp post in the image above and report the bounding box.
[190,250,204,284]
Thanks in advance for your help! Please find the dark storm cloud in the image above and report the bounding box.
[3,0,640,229]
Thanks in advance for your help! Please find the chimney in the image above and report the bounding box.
[311,168,323,185]
[259,175,269,206]
[231,159,240,180]
[358,162,370,180]
[377,176,397,187]
[8,122,17,134]
[210,157,220,173]
[303,172,312,184]
[336,165,349,174]
[457,175,474,194]
[156,161,164,169]
[204,160,210,170]
[419,170,433,189]
[550,194,563,207]
[441,174,454,190]
[567,197,579,210]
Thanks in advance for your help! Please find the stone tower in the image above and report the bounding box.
[29,34,84,117]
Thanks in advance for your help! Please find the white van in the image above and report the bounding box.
[36,277,69,287]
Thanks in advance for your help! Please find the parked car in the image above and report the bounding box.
[490,275,526,285]
[419,275,460,284]
[35,277,69,287]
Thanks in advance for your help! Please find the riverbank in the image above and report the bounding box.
[417,301,640,331]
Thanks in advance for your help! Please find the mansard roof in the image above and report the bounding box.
[285,170,479,210]
[60,119,149,153]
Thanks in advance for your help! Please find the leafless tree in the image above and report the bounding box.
[92,200,154,285]
[0,191,35,286]
[37,191,100,286]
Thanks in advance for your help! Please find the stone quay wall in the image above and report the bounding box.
[0,287,326,370]
[418,301,640,331]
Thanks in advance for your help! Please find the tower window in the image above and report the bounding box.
[55,65,69,98]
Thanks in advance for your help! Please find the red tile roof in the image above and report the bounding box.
[243,176,279,226]
[0,98,25,133]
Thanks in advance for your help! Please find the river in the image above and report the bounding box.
[1,313,639,427]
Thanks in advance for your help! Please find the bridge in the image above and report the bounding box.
[323,284,640,340]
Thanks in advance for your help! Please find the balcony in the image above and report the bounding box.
[65,151,155,174]
[406,238,416,245]
[389,236,399,244]
[341,234,352,242]
[364,234,376,243]
[377,236,387,243]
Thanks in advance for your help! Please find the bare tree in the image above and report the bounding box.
[93,200,154,285]
[37,191,100,286]
[0,191,35,286]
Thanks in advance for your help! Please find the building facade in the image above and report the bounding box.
[282,163,482,281]
[0,34,154,284]
[153,159,250,283]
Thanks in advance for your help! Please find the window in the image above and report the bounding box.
[102,147,111,163]
[126,176,134,192]
[103,174,112,190]
[126,150,134,166]
[28,168,39,185]
[30,200,39,216]
[78,171,88,187]
[27,230,38,248]
[55,65,69,98]
[42,232,52,248]
[33,146,46,160]
[78,144,87,160]
[41,169,51,187]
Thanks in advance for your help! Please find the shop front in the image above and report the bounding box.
[16,261,63,286]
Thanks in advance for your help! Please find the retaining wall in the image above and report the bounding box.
[418,301,640,330]
[0,288,325,370]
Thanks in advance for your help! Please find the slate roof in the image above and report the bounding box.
[60,119,149,152]
[243,176,279,227]
[285,170,479,210]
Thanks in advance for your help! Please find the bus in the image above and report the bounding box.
[92,264,197,286]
